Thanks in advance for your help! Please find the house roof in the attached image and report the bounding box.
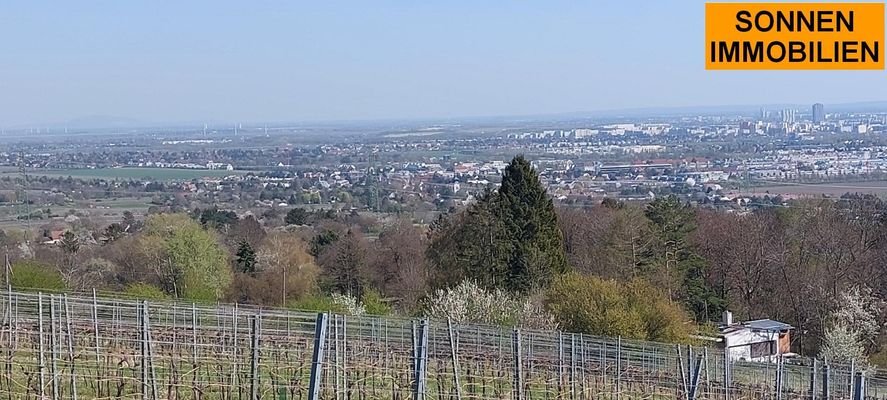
[719,318,793,335]
[745,319,793,331]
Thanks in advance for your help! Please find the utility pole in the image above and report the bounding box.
[279,256,287,307]
[371,152,380,212]
[664,240,676,300]
[3,246,9,288]
[18,151,31,238]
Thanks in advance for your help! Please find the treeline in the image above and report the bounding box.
[559,192,887,365]
[7,156,887,367]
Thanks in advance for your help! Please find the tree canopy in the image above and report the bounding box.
[141,213,231,301]
[643,195,724,321]
[428,155,567,293]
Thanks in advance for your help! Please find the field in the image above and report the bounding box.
[0,289,882,400]
[2,167,242,181]
[749,181,887,197]
[0,198,152,233]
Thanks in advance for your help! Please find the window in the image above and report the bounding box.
[750,341,774,358]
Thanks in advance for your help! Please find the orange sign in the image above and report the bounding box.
[706,2,884,70]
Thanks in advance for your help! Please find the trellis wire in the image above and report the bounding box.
[0,288,883,400]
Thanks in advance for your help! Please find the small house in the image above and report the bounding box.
[42,229,67,245]
[718,311,794,363]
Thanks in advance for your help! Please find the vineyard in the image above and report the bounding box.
[0,289,885,400]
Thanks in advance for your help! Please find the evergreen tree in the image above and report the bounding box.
[427,155,567,293]
[103,223,126,243]
[681,253,725,322]
[497,155,568,292]
[285,207,310,225]
[643,195,725,321]
[644,195,695,244]
[453,191,510,288]
[195,207,238,229]
[235,241,258,275]
[60,231,81,256]
[309,229,340,257]
[122,210,140,231]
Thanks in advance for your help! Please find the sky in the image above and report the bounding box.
[2,1,886,127]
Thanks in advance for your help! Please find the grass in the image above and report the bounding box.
[747,180,887,197]
[0,197,152,235]
[92,198,154,209]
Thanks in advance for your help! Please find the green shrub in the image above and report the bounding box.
[124,283,170,301]
[9,261,65,291]
[546,273,692,342]
[288,291,392,316]
[624,279,692,342]
[362,289,391,316]
[288,295,345,314]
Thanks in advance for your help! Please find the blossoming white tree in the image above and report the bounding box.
[331,292,366,316]
[819,286,883,367]
[424,280,556,329]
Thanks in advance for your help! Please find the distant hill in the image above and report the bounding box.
[61,115,145,130]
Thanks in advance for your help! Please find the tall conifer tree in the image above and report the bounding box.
[427,155,567,293]
[497,155,568,292]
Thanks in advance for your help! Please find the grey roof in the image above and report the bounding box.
[744,319,793,331]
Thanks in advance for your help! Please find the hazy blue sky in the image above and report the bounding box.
[2,1,886,126]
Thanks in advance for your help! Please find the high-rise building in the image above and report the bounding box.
[781,109,796,124]
[812,103,825,123]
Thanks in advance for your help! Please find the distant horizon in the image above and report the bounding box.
[5,99,887,132]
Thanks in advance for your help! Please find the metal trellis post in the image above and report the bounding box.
[853,372,866,400]
[38,293,46,399]
[64,295,77,400]
[447,319,462,400]
[412,319,429,400]
[810,358,818,400]
[250,314,261,400]
[308,313,329,400]
[513,329,524,400]
[723,351,731,400]
[49,295,59,400]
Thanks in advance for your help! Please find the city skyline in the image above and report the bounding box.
[2,99,883,132]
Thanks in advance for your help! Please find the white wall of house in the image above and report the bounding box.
[723,329,781,362]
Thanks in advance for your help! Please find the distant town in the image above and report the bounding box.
[1,103,886,228]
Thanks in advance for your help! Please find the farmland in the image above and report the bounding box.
[0,167,242,181]
[0,198,153,232]
[749,181,887,197]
